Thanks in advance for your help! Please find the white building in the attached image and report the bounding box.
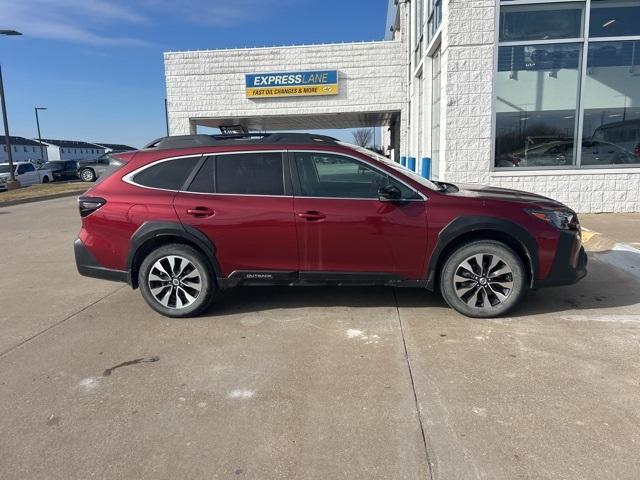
[164,0,640,213]
[1,136,48,163]
[40,139,105,161]
[91,142,136,153]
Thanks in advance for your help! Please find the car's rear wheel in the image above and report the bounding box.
[80,168,96,182]
[42,176,50,183]
[440,240,526,318]
[139,244,215,318]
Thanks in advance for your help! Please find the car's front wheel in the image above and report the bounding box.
[440,240,527,318]
[138,244,215,318]
[79,168,96,182]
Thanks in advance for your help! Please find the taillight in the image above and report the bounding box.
[78,196,106,217]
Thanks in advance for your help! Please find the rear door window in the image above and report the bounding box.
[215,152,284,196]
[132,156,201,190]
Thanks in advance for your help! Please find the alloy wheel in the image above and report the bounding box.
[453,253,514,309]
[81,169,94,182]
[148,255,202,309]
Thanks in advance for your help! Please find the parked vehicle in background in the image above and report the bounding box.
[77,153,118,182]
[592,119,640,157]
[41,160,79,181]
[0,162,52,190]
[581,140,636,166]
[74,133,587,319]
[497,139,635,167]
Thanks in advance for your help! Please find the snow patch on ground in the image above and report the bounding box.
[346,329,364,338]
[346,329,381,344]
[78,377,99,392]
[560,314,640,324]
[472,407,487,417]
[594,243,640,281]
[228,389,255,399]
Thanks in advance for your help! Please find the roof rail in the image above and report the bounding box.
[142,132,340,150]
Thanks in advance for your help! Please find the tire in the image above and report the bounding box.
[42,176,50,183]
[439,240,527,318]
[138,244,215,318]
[80,168,96,182]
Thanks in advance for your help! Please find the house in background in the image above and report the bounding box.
[39,139,105,161]
[1,136,48,163]
[92,142,136,153]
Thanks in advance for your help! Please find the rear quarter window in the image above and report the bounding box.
[132,156,201,190]
[93,154,126,186]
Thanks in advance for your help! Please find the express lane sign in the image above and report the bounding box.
[245,70,339,99]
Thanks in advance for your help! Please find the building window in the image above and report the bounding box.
[582,40,640,166]
[495,43,582,168]
[427,0,442,44]
[499,3,584,42]
[494,0,640,169]
[414,0,424,67]
[589,0,640,38]
[431,48,442,179]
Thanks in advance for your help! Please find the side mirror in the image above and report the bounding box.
[378,184,403,203]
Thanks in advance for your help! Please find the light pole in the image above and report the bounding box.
[34,107,47,162]
[0,29,22,189]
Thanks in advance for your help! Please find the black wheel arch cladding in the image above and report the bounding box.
[127,221,222,287]
[425,216,538,291]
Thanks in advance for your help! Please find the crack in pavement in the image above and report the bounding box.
[393,288,436,480]
[0,286,126,360]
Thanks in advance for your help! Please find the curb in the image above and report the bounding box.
[0,189,86,208]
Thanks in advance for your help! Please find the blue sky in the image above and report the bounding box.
[0,0,389,148]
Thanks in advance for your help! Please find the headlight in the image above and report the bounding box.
[527,209,578,230]
[0,177,6,183]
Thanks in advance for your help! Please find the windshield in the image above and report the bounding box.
[339,142,440,191]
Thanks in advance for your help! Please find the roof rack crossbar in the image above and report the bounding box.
[143,133,340,150]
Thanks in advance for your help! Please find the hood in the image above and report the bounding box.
[451,183,569,210]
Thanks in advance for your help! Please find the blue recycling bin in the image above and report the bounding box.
[400,156,407,167]
[407,157,416,171]
[421,157,431,179]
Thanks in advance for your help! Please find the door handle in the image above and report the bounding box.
[297,211,326,221]
[186,207,215,218]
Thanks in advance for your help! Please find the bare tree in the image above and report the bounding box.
[352,129,373,148]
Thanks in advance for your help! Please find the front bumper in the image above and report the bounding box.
[74,238,129,283]
[537,231,588,287]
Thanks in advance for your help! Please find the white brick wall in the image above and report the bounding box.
[437,0,640,213]
[164,40,408,149]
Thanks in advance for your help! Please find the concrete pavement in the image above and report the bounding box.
[0,197,639,479]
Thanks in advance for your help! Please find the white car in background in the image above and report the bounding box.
[0,162,53,191]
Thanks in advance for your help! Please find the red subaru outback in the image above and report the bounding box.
[75,133,587,318]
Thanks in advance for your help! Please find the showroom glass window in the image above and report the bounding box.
[427,0,443,44]
[495,0,640,169]
[414,0,425,66]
